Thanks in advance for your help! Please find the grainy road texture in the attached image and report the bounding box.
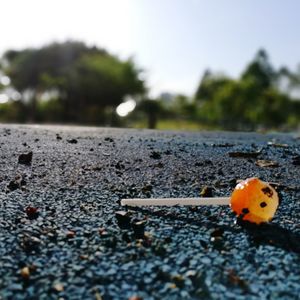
[0,125,299,300]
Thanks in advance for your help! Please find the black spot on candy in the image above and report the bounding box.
[262,187,273,198]
[242,208,249,214]
[260,202,267,208]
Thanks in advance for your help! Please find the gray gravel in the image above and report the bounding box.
[0,125,299,300]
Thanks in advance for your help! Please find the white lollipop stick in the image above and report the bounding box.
[121,197,230,207]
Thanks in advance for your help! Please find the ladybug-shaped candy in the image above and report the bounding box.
[230,177,279,224]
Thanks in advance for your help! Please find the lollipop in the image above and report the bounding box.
[230,177,279,224]
[121,177,279,224]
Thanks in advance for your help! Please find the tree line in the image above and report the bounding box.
[194,50,300,130]
[0,41,299,130]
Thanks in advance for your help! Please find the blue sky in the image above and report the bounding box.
[1,0,300,96]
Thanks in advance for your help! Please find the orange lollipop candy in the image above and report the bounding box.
[230,177,279,224]
[121,177,279,224]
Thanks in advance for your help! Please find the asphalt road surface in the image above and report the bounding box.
[0,125,299,300]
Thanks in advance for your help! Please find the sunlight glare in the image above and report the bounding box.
[0,76,11,86]
[116,99,136,117]
[0,94,9,104]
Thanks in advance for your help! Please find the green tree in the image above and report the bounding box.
[63,54,144,123]
[241,49,275,90]
[3,41,145,124]
[195,70,231,102]
[196,49,293,130]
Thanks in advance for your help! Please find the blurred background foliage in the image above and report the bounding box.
[0,41,299,131]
